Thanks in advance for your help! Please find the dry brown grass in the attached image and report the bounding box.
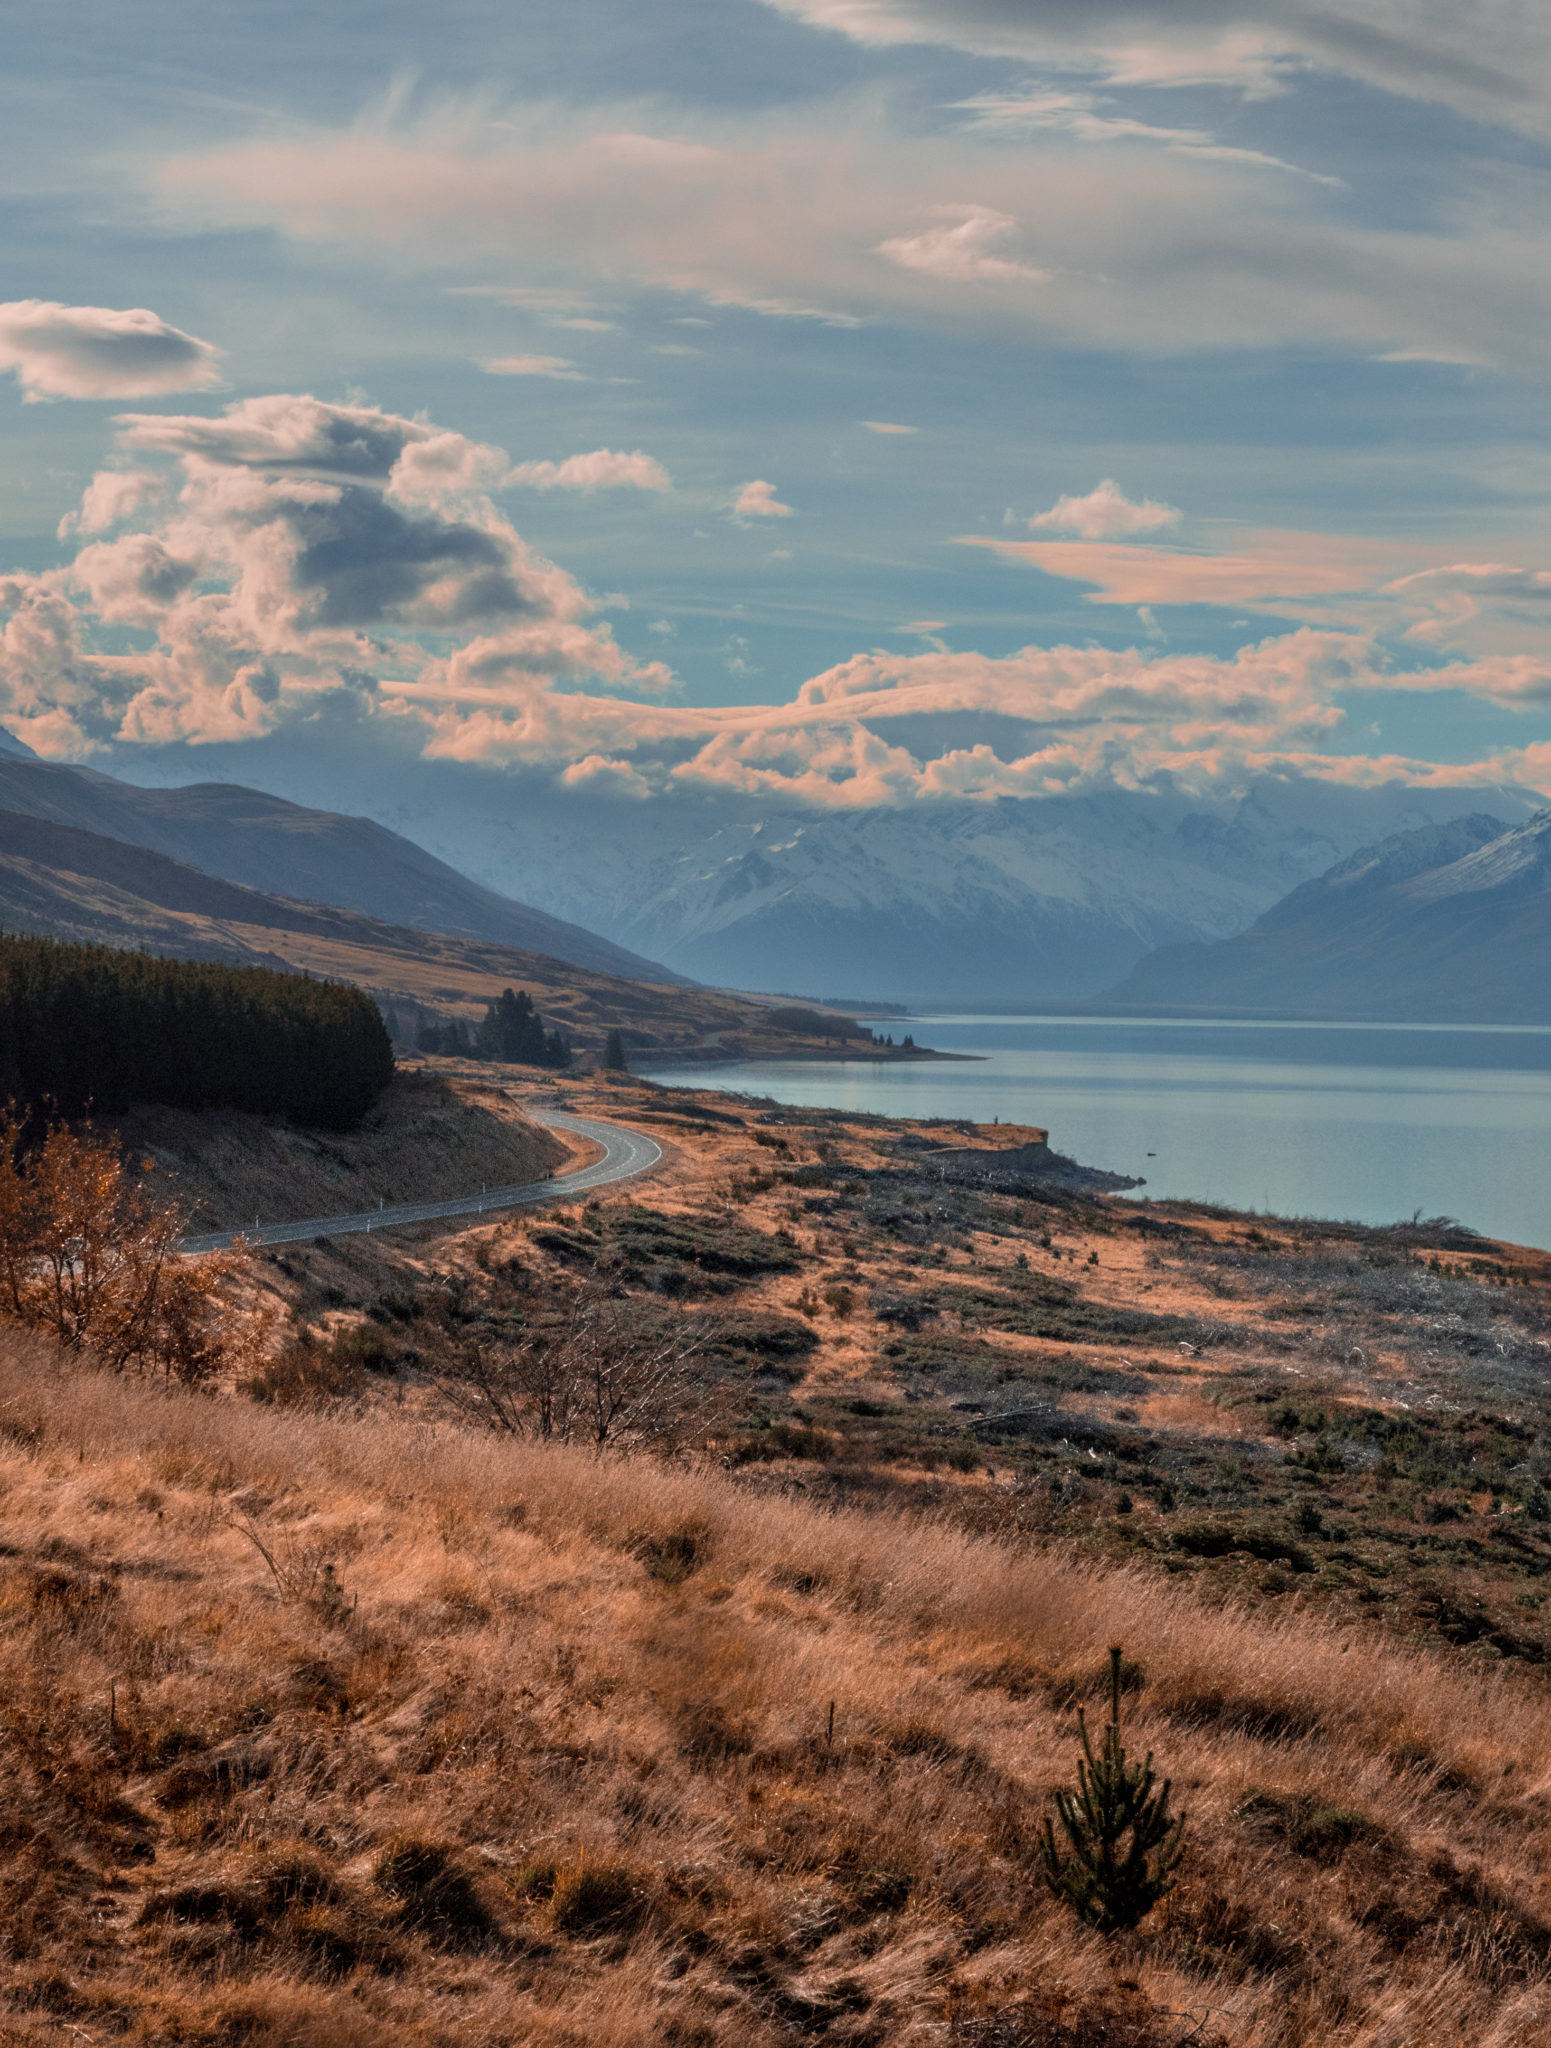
[4,1330,1551,2045]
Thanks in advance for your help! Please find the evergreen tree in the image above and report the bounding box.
[601,1027,628,1073]
[478,987,548,1065]
[544,1028,572,1069]
[1041,1647,1186,1933]
[0,933,392,1130]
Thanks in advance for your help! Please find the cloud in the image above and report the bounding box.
[118,391,431,477]
[876,203,1049,284]
[732,479,794,519]
[506,449,672,491]
[11,394,1551,807]
[952,88,1338,182]
[155,106,1551,373]
[559,753,655,798]
[481,354,583,379]
[861,419,918,434]
[1029,479,1181,540]
[755,1,1551,136]
[57,468,166,539]
[968,528,1421,608]
[0,393,673,757]
[0,301,222,402]
[1383,562,1551,643]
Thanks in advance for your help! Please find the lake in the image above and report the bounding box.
[638,1015,1551,1249]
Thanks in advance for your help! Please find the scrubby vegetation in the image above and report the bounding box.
[0,933,393,1128]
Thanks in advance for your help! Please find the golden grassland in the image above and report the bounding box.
[5,1326,1551,2047]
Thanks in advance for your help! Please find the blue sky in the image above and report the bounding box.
[3,0,1551,808]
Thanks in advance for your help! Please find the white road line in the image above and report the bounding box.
[179,1108,663,1254]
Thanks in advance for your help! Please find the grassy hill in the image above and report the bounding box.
[3,1332,1550,2046]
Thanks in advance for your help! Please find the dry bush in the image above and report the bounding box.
[0,1113,248,1381]
[435,1283,717,1449]
[1,1336,1551,2042]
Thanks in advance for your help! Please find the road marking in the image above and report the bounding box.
[178,1108,663,1254]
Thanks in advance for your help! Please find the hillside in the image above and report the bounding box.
[0,806,801,1060]
[0,752,683,986]
[7,1059,1551,2039]
[6,1325,1551,2045]
[1102,810,1551,1021]
[118,1068,570,1234]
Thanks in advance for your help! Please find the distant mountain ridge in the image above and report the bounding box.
[0,753,683,986]
[343,768,1543,1003]
[1101,810,1551,1022]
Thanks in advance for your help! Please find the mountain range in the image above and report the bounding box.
[344,767,1541,1004]
[6,736,1548,1017]
[1103,811,1551,1022]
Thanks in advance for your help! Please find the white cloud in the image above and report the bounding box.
[1,393,673,758]
[0,301,222,402]
[57,468,166,539]
[1030,479,1181,540]
[506,449,671,492]
[862,419,918,434]
[481,354,583,379]
[876,203,1049,285]
[732,479,794,519]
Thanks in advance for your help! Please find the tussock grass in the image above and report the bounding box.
[2,1331,1551,2043]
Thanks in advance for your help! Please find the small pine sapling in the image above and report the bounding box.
[1041,1645,1186,1932]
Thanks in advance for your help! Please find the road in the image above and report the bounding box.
[178,1108,663,1254]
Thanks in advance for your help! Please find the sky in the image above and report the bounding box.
[3,0,1551,811]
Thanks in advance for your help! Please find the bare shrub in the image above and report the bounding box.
[436,1285,716,1450]
[0,1112,248,1381]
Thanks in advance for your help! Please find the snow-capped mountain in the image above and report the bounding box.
[1104,810,1551,1021]
[363,771,1541,1004]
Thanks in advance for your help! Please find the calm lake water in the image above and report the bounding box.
[638,1016,1551,1249]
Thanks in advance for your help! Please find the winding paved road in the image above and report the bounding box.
[179,1108,663,1255]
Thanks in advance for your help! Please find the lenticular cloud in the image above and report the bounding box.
[0,302,223,401]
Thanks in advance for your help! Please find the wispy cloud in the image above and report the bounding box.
[481,354,583,379]
[157,109,1551,371]
[756,1,1551,136]
[876,203,1049,284]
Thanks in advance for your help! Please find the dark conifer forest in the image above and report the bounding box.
[0,935,394,1129]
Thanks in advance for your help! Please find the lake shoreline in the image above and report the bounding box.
[638,1010,1551,1249]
